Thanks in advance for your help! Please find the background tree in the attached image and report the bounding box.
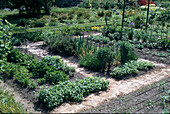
[7,0,54,15]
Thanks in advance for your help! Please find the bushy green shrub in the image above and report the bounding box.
[119,41,138,64]
[105,10,112,17]
[7,49,38,72]
[37,78,46,85]
[12,31,43,44]
[34,20,46,27]
[97,10,105,17]
[17,18,29,27]
[43,31,75,55]
[110,60,154,79]
[45,70,68,84]
[79,54,101,71]
[96,47,114,72]
[4,63,32,87]
[37,77,109,109]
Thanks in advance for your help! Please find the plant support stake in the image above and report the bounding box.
[121,0,126,30]
[146,0,150,29]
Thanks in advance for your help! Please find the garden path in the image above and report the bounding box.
[15,40,170,113]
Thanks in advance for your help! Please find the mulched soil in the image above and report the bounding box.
[135,48,170,65]
[82,77,170,113]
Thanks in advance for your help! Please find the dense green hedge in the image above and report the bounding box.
[37,77,109,109]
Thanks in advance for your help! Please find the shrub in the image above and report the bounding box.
[89,17,97,22]
[37,78,46,85]
[37,77,109,110]
[17,18,29,27]
[49,22,58,26]
[119,41,138,64]
[97,10,105,17]
[79,54,101,71]
[105,10,112,17]
[12,31,43,43]
[45,70,68,84]
[43,32,75,55]
[4,63,32,87]
[58,13,68,21]
[96,47,114,72]
[34,20,45,27]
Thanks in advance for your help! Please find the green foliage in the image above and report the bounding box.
[45,70,68,84]
[87,34,110,44]
[7,48,38,72]
[4,63,33,87]
[105,10,112,18]
[0,19,13,73]
[37,78,46,85]
[43,31,75,55]
[118,41,138,64]
[33,20,46,27]
[97,10,105,17]
[17,19,29,27]
[157,38,170,50]
[33,56,74,83]
[96,47,114,72]
[79,54,101,71]
[110,60,154,79]
[37,77,109,109]
[0,88,25,113]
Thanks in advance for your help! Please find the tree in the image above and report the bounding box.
[7,0,53,15]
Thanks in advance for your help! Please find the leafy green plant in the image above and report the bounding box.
[0,19,13,73]
[119,41,138,64]
[4,63,33,87]
[96,47,114,72]
[33,20,46,27]
[37,77,109,110]
[79,54,101,71]
[17,18,29,27]
[110,60,154,79]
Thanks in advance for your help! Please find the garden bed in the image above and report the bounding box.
[13,40,169,113]
[82,77,170,113]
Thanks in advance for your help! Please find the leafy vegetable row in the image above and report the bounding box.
[6,49,75,85]
[110,60,154,79]
[37,77,109,109]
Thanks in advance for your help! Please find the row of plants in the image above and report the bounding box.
[110,60,154,79]
[7,49,75,85]
[78,0,124,9]
[37,76,109,110]
[3,63,36,88]
[87,34,110,44]
[0,87,25,113]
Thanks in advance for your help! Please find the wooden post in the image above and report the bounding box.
[121,0,126,30]
[146,0,150,29]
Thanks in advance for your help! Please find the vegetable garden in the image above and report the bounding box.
[0,0,169,113]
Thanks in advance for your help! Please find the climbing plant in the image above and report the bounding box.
[0,19,13,72]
